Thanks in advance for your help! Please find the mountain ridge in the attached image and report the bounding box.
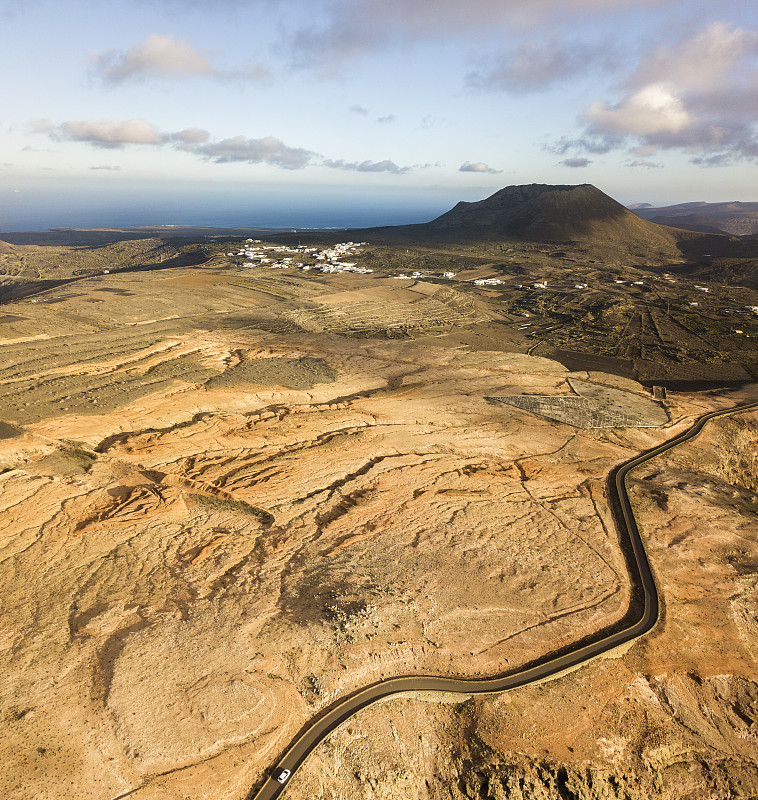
[425,183,666,242]
[340,183,699,264]
[632,200,758,236]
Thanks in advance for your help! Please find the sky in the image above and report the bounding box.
[2,0,758,230]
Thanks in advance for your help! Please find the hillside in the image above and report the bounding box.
[633,200,758,236]
[340,184,697,265]
[638,213,728,235]
[0,238,211,299]
[427,184,668,241]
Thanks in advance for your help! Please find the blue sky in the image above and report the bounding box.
[2,0,758,229]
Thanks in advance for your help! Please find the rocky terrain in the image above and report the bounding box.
[280,399,758,800]
[0,220,755,800]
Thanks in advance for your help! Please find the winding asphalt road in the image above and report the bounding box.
[247,398,758,800]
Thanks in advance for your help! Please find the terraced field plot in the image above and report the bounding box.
[490,377,670,428]
[284,283,480,334]
[510,281,758,386]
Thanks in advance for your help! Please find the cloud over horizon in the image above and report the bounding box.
[559,157,593,167]
[626,159,663,168]
[562,22,758,165]
[459,161,501,174]
[195,135,316,169]
[92,33,269,83]
[35,118,167,148]
[322,158,409,173]
[33,117,411,173]
[8,0,757,209]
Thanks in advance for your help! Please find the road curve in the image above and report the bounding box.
[247,398,758,800]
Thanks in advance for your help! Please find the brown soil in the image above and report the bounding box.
[280,404,758,800]
[0,253,755,800]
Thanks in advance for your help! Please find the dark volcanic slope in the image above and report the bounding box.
[342,183,696,265]
[426,184,682,247]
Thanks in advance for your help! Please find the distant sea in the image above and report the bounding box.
[1,210,436,233]
[1,195,454,233]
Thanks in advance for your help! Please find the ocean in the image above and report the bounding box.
[1,189,458,233]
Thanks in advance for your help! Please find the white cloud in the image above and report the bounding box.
[195,136,316,169]
[94,34,212,82]
[170,128,211,152]
[630,21,758,93]
[93,33,269,83]
[559,22,758,165]
[48,118,167,148]
[585,83,691,137]
[33,117,419,174]
[34,118,314,168]
[171,128,211,144]
[559,157,592,168]
[690,153,733,168]
[322,158,409,173]
[626,159,663,168]
[459,161,502,174]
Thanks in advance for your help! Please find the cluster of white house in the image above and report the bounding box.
[519,281,548,289]
[393,271,456,281]
[229,240,308,268]
[304,242,374,273]
[229,240,372,273]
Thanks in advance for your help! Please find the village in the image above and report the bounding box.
[229,240,374,274]
[220,238,758,337]
[226,239,724,300]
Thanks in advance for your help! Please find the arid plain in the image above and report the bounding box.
[1,219,757,799]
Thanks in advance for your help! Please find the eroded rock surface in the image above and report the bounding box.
[285,407,758,800]
[0,265,755,799]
